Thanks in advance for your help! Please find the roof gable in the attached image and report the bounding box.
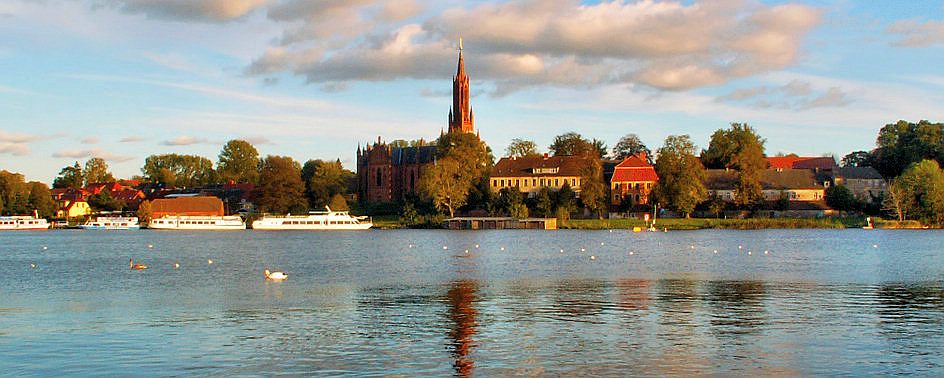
[492,155,587,177]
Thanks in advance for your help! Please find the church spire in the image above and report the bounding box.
[448,37,474,134]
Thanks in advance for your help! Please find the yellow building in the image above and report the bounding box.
[57,200,92,219]
[706,169,826,202]
[490,155,586,197]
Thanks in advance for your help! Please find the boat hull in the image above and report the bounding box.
[0,216,50,230]
[252,222,372,230]
[148,216,246,230]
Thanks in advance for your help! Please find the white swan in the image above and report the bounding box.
[264,269,287,281]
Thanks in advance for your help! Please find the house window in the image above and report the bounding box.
[532,179,536,186]
[572,179,576,186]
[501,179,505,187]
[540,179,545,186]
[555,179,559,187]
[515,179,520,187]
[493,179,498,187]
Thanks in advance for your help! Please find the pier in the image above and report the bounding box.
[442,217,557,230]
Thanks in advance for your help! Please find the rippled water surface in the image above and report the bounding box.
[2,229,943,375]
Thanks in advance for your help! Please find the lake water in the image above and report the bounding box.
[1,229,943,376]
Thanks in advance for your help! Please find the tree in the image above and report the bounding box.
[872,120,944,178]
[841,151,873,168]
[555,182,577,220]
[492,187,528,218]
[53,162,84,189]
[0,170,28,215]
[549,132,601,157]
[83,157,115,186]
[327,193,349,211]
[826,185,858,212]
[255,155,308,214]
[418,157,470,218]
[654,135,708,217]
[217,139,260,184]
[137,200,153,223]
[702,123,767,208]
[889,160,944,225]
[612,134,652,162]
[506,138,540,158]
[88,191,125,212]
[303,159,354,209]
[26,182,56,218]
[142,154,218,188]
[419,131,494,215]
[882,181,910,222]
[579,157,607,219]
[535,186,554,216]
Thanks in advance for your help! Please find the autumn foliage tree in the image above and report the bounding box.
[701,123,767,209]
[217,139,260,184]
[255,155,307,214]
[655,135,707,217]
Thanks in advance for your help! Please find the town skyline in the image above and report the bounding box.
[2,0,943,183]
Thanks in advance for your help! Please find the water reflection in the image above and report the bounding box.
[705,281,767,337]
[447,280,478,377]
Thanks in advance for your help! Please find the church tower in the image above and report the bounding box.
[448,38,475,134]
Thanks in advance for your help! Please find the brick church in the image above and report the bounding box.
[356,40,476,203]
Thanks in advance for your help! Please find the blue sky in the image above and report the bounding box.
[1,0,943,183]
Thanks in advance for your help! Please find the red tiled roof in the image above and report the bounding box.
[615,154,650,168]
[767,156,837,170]
[151,196,225,217]
[612,168,659,183]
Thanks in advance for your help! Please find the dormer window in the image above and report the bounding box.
[532,167,559,174]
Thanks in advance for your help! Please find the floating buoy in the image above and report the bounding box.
[738,245,743,249]
[601,242,605,246]
[500,247,505,251]
[590,255,596,260]
[147,244,153,249]
[560,249,564,253]
[873,244,878,248]
[713,250,718,254]
[690,245,695,249]
[475,244,479,248]
[264,269,287,281]
[629,251,634,255]
[30,263,36,269]
[764,250,769,255]
[748,251,752,255]
[464,249,469,254]
[443,246,448,250]
[581,248,586,252]
[208,259,213,265]
[42,246,48,250]
[174,262,180,269]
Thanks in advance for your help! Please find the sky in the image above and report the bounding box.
[1,0,943,184]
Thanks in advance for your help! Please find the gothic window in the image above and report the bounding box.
[410,171,415,191]
[376,169,382,187]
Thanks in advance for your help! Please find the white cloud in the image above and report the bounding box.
[716,80,852,110]
[97,0,268,22]
[887,19,944,47]
[81,136,100,144]
[243,136,273,145]
[161,136,208,146]
[52,148,135,162]
[119,135,147,142]
[0,143,30,156]
[246,0,823,93]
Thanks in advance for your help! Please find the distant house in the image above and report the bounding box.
[490,154,588,197]
[767,156,838,171]
[56,199,91,219]
[835,166,887,202]
[610,153,658,207]
[150,196,225,218]
[706,168,826,202]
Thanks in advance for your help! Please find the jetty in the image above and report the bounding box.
[442,217,557,230]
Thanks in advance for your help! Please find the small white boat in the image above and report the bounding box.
[0,215,50,230]
[148,215,246,230]
[252,207,372,230]
[79,216,140,230]
[862,217,874,230]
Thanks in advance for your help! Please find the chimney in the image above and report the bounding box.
[543,153,549,160]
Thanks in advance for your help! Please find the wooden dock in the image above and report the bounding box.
[442,217,557,230]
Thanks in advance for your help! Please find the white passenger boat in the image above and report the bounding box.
[0,216,50,230]
[147,215,246,230]
[79,216,140,230]
[252,207,372,230]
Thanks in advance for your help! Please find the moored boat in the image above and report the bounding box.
[252,207,372,230]
[148,215,246,230]
[0,215,50,230]
[79,216,141,230]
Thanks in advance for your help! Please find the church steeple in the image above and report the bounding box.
[448,37,474,134]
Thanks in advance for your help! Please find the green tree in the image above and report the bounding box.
[841,151,873,168]
[889,160,944,225]
[612,133,652,162]
[418,157,469,218]
[579,157,608,219]
[137,200,153,223]
[535,186,554,216]
[419,131,493,215]
[872,120,944,178]
[302,159,354,209]
[702,123,767,208]
[83,157,115,186]
[826,185,858,212]
[0,171,28,215]
[87,190,125,212]
[506,138,540,158]
[654,135,708,217]
[256,155,308,214]
[327,193,349,211]
[53,162,84,189]
[217,139,260,184]
[26,182,56,218]
[142,154,218,188]
[550,132,592,156]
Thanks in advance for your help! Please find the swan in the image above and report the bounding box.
[130,259,148,270]
[265,269,288,281]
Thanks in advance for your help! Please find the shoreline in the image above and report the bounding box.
[370,216,936,230]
